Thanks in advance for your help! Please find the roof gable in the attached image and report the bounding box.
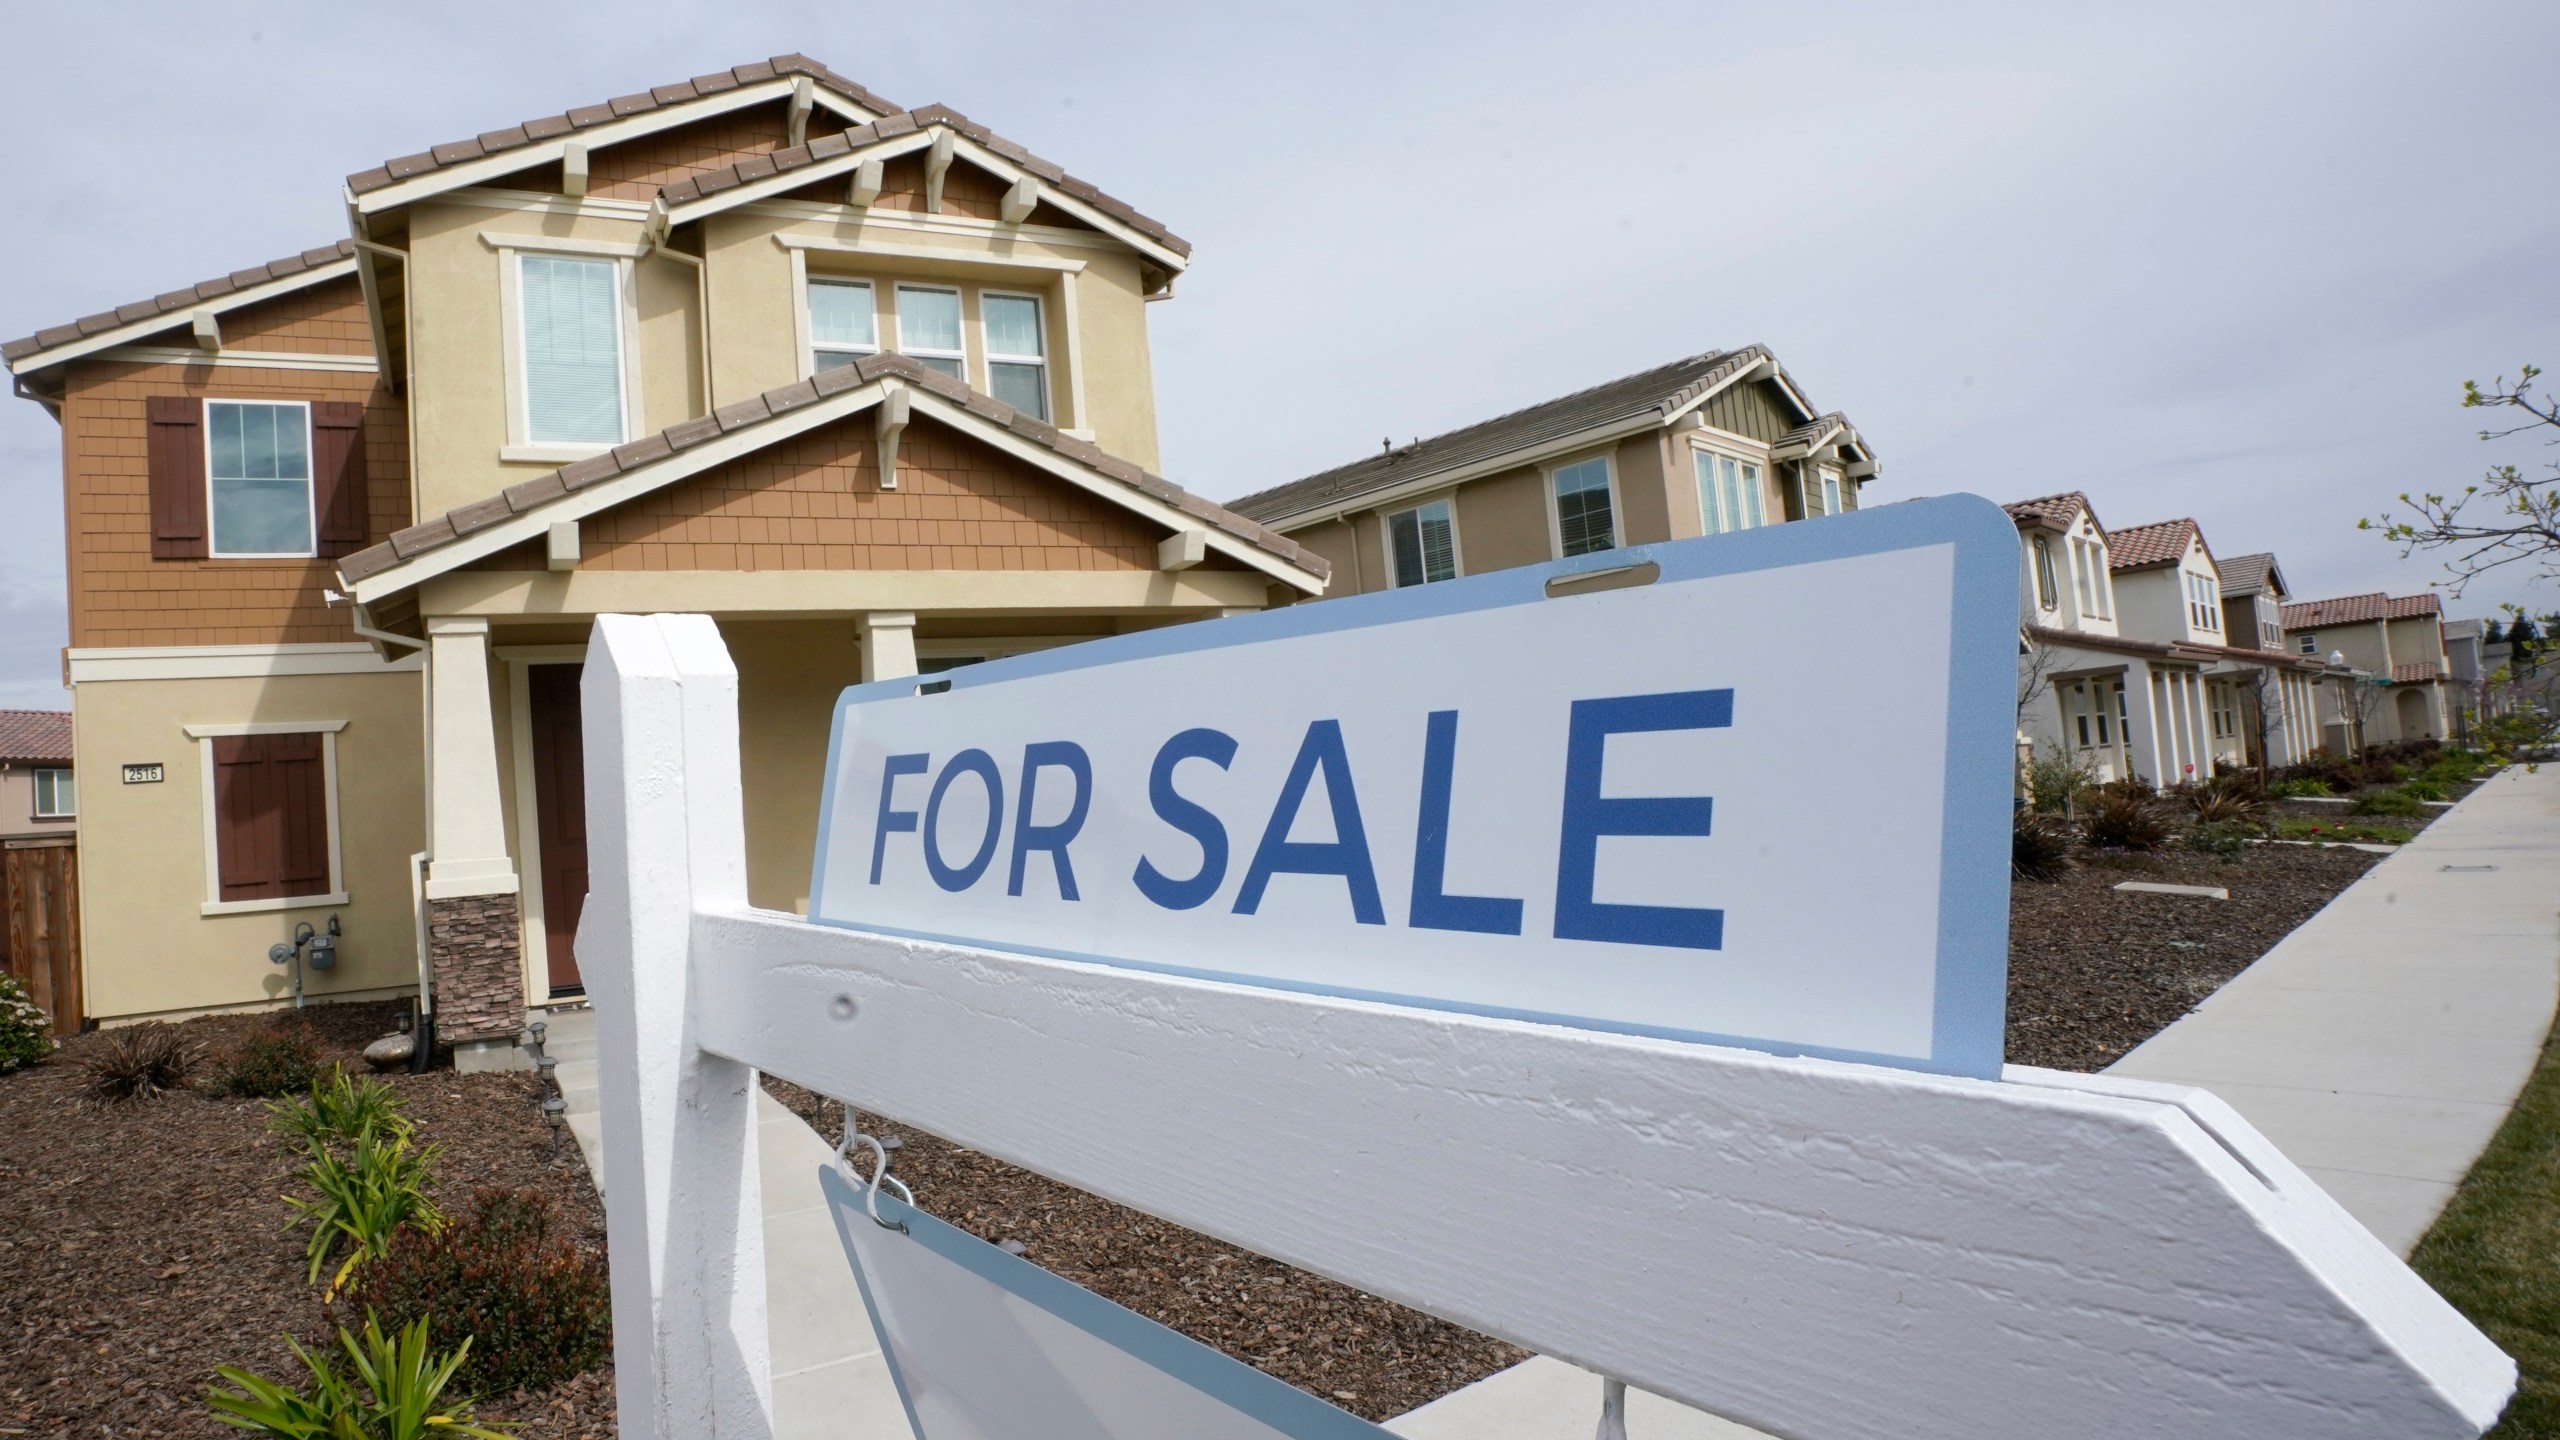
[2217,552,2284,599]
[3,240,357,373]
[0,710,71,766]
[2104,518,2210,572]
[2282,591,2441,629]
[2001,492,2103,536]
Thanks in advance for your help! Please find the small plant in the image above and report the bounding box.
[208,1314,514,1439]
[2083,795,2171,853]
[2398,777,2450,802]
[0,974,52,1074]
[271,1067,412,1154]
[2188,780,2264,825]
[2188,819,2255,860]
[345,1188,611,1398]
[2352,787,2427,818]
[215,1022,325,1099]
[2269,777,2334,799]
[80,1022,199,1103]
[2097,775,2158,803]
[2275,819,2414,845]
[2012,811,2076,882]
[2026,752,2099,816]
[290,1132,444,1296]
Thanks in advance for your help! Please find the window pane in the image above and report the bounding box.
[918,355,965,380]
[983,294,1043,358]
[1720,456,1746,533]
[1693,453,1722,534]
[1417,501,1456,582]
[1740,463,1764,526]
[809,280,877,350]
[1389,508,1425,587]
[898,287,963,354]
[1823,473,1842,515]
[206,401,314,555]
[521,255,624,444]
[990,360,1048,419]
[1554,459,1614,556]
[814,349,864,372]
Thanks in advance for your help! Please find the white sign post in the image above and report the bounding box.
[581,497,2514,1440]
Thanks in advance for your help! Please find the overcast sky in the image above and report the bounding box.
[2,1,2554,708]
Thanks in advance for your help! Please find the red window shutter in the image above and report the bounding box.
[212,733,332,903]
[311,401,369,556]
[144,395,207,560]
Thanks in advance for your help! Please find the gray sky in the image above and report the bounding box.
[3,1,2554,708]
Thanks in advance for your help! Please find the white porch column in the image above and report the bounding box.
[423,615,526,1057]
[2120,662,2165,784]
[856,609,918,682]
[2186,672,2214,777]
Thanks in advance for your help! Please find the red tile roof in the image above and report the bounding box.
[2104,518,2205,571]
[2000,492,2096,532]
[0,710,71,765]
[2391,662,2443,684]
[2282,592,2442,629]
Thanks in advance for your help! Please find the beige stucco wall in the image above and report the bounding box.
[71,669,425,1021]
[1613,433,1673,546]
[1457,464,1558,577]
[2386,616,2447,670]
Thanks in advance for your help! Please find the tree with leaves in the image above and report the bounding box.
[2367,366,2560,594]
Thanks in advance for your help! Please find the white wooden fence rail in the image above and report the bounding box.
[580,613,2513,1440]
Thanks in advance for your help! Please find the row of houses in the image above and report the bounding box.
[0,53,2479,1046]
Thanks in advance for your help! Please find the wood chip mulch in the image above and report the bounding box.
[2005,840,2382,1071]
[0,1001,612,1440]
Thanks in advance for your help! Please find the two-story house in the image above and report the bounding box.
[2008,497,2330,784]
[2281,592,2453,750]
[1221,349,1876,591]
[2,56,1328,1058]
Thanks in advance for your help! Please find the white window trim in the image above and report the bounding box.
[185,720,349,918]
[1384,494,1464,587]
[1544,452,1622,560]
[1689,442,1768,537]
[800,269,883,378]
[891,282,969,380]
[31,767,74,819]
[490,237,644,464]
[1819,468,1844,517]
[978,287,1052,422]
[203,398,318,560]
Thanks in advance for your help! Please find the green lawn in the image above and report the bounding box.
[2413,1007,2560,1436]
[2271,818,2414,845]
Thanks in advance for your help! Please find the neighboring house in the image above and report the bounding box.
[1222,349,1876,592]
[0,711,76,840]
[2217,552,2292,654]
[2,56,1327,1054]
[2281,592,2453,750]
[0,710,76,1032]
[2008,496,2330,785]
[2443,617,2485,734]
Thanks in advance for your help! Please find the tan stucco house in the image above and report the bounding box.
[2281,591,2454,750]
[1223,349,1877,591]
[3,56,1326,1055]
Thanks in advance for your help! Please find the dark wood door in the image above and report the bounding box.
[528,664,588,994]
[4,838,81,1034]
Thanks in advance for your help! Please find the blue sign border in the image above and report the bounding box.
[809,494,2017,1079]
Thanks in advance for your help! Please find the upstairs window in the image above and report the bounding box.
[1388,500,1458,587]
[32,768,73,819]
[206,401,314,558]
[981,293,1049,420]
[2298,633,2319,656]
[895,285,966,379]
[519,255,626,445]
[2184,572,2222,632]
[809,278,879,372]
[1695,450,1765,536]
[2032,535,2059,611]
[1551,457,1616,557]
[1820,469,1843,516]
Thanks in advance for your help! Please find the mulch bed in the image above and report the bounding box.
[0,1002,611,1440]
[2005,841,2382,1071]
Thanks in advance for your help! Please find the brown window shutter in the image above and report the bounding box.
[144,395,207,560]
[311,401,369,556]
[212,732,332,903]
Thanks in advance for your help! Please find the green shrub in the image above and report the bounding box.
[2398,777,2450,802]
[2269,777,2334,799]
[2026,752,2099,815]
[2083,795,2171,852]
[271,1067,412,1154]
[2012,811,2075,882]
[2097,775,2158,803]
[80,1022,198,1103]
[2275,819,2414,845]
[207,1314,514,1439]
[2189,782,2264,825]
[345,1189,611,1398]
[0,974,52,1074]
[214,1022,324,1099]
[2353,787,2427,818]
[290,1132,443,1296]
[2188,820,2256,860]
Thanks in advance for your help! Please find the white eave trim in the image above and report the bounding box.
[69,642,420,683]
[1659,354,1774,427]
[88,345,380,373]
[1251,413,1664,535]
[774,232,1087,273]
[4,257,362,376]
[346,385,1319,604]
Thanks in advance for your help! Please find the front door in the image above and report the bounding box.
[528,664,588,994]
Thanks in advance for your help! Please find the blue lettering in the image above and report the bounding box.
[923,749,1004,893]
[868,753,931,884]
[1133,728,1237,910]
[1408,710,1524,935]
[1235,719,1385,924]
[1553,689,1731,950]
[1007,741,1093,899]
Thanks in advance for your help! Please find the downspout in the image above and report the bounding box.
[647,203,715,414]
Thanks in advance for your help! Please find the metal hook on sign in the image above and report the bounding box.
[837,1115,912,1233]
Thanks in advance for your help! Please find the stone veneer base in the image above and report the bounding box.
[427,891,525,1046]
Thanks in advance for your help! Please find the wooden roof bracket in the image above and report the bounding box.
[875,382,911,490]
[848,157,884,208]
[786,75,816,149]
[923,129,955,213]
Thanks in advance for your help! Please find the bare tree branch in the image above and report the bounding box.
[2366,366,2560,595]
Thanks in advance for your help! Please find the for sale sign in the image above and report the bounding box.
[810,495,2017,1077]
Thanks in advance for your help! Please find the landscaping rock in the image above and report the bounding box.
[362,1031,416,1070]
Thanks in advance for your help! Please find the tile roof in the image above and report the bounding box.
[335,351,1323,589]
[661,103,1190,258]
[2001,492,2096,533]
[2281,592,2442,629]
[344,55,899,196]
[0,710,71,765]
[2103,518,2204,571]
[2024,625,2326,671]
[1227,348,1798,525]
[2391,662,2444,684]
[2,239,355,367]
[2217,552,2275,596]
